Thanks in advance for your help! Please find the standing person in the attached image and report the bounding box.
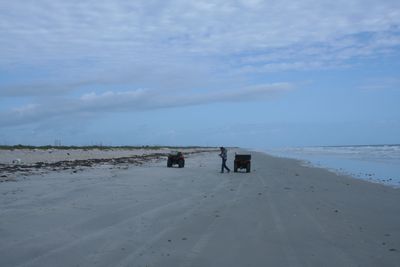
[219,146,231,173]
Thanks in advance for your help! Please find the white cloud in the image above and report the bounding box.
[12,104,39,114]
[80,89,147,102]
[1,0,399,68]
[0,83,293,128]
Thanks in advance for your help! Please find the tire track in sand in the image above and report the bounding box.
[178,176,247,267]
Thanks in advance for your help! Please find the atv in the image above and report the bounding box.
[167,152,185,168]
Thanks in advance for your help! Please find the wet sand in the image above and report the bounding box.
[0,150,399,266]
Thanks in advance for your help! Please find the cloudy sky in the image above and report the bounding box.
[1,0,400,148]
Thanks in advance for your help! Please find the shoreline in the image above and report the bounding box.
[265,152,400,189]
[258,148,400,189]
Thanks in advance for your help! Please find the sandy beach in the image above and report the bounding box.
[1,149,399,267]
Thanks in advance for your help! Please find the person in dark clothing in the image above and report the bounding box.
[219,146,230,173]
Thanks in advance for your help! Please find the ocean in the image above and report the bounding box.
[265,145,400,188]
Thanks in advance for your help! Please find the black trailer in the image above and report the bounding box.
[167,152,185,168]
[234,154,251,173]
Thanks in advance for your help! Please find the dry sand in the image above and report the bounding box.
[0,149,399,266]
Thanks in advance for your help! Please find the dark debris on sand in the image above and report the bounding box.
[0,153,166,181]
[0,150,214,182]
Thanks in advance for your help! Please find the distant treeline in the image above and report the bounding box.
[0,145,217,150]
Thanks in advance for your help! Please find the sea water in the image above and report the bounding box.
[265,145,400,188]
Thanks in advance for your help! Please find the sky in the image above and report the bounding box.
[1,0,400,148]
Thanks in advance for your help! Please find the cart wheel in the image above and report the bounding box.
[246,162,251,173]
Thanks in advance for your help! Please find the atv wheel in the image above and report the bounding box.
[178,159,184,168]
